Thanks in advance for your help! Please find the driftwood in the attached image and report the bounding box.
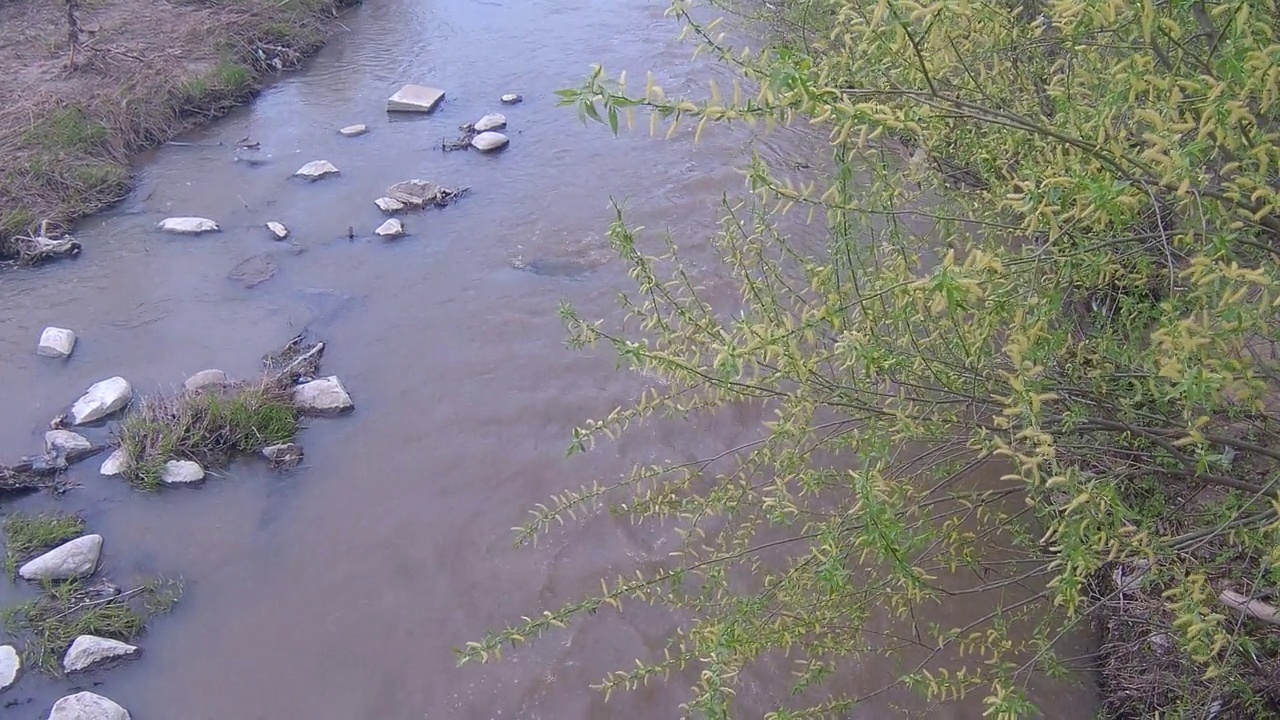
[8,221,82,265]
[1219,590,1280,626]
[0,443,106,494]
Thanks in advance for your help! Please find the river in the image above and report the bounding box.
[0,1,1099,717]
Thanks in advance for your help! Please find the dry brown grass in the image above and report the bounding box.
[0,0,360,259]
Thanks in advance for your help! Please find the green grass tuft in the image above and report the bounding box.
[3,512,86,577]
[23,106,110,153]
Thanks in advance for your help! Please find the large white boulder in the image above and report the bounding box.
[70,377,132,425]
[471,131,509,152]
[474,113,507,132]
[99,448,129,476]
[0,644,18,692]
[338,123,368,137]
[294,160,340,180]
[63,635,140,673]
[387,84,445,112]
[45,430,92,455]
[38,327,77,358]
[293,376,354,414]
[183,369,228,392]
[162,460,205,485]
[47,692,130,720]
[19,534,103,581]
[157,217,219,234]
[375,219,405,238]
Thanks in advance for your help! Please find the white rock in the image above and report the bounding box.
[184,368,228,391]
[474,113,507,132]
[19,534,103,581]
[294,160,340,180]
[162,460,204,485]
[293,376,354,414]
[374,197,406,213]
[266,221,289,240]
[500,93,523,105]
[99,448,128,476]
[0,644,18,692]
[157,217,219,234]
[38,327,77,358]
[387,84,445,113]
[375,219,405,238]
[63,635,140,673]
[71,377,132,425]
[45,430,92,455]
[47,692,130,720]
[262,443,303,463]
[471,131,510,152]
[338,124,368,137]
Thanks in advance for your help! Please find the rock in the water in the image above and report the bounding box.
[99,448,128,476]
[471,131,510,152]
[71,377,132,425]
[45,430,92,455]
[19,534,103,581]
[387,84,445,112]
[157,217,219,234]
[184,369,228,391]
[262,443,304,468]
[385,179,442,208]
[229,254,278,288]
[47,692,130,720]
[63,635,140,673]
[338,124,369,137]
[374,197,406,214]
[294,160,340,180]
[266,221,290,240]
[38,327,77,358]
[293,376,354,414]
[0,644,18,692]
[474,113,507,132]
[162,460,204,485]
[500,93,523,105]
[375,219,405,238]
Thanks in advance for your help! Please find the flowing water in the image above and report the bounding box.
[0,1,1099,717]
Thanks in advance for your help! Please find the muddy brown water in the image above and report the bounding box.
[0,1,1099,718]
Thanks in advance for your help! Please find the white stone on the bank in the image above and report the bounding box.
[375,218,405,238]
[63,635,140,673]
[99,448,128,476]
[387,84,445,113]
[184,368,228,392]
[19,534,103,581]
[162,460,205,485]
[374,197,406,213]
[45,430,92,455]
[38,327,77,358]
[471,131,509,152]
[266,221,290,240]
[71,377,133,425]
[500,93,523,105]
[339,124,369,137]
[0,644,19,692]
[294,160,340,180]
[293,376,354,413]
[157,217,219,235]
[474,113,507,132]
[47,692,131,720]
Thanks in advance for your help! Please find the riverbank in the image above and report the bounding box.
[0,0,361,261]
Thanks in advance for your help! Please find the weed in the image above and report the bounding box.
[22,106,109,154]
[2,512,86,577]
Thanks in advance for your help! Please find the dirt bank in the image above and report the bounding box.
[0,0,361,261]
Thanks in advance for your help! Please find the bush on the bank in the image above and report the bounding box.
[465,0,1280,717]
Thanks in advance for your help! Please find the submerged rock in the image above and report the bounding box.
[184,368,228,392]
[38,326,77,358]
[338,124,369,137]
[45,430,92,455]
[162,460,205,486]
[63,636,140,673]
[157,217,219,235]
[293,376,354,414]
[386,180,442,208]
[387,84,445,112]
[471,131,509,152]
[474,113,507,132]
[374,197,406,214]
[47,692,131,720]
[0,644,18,692]
[19,534,103,581]
[500,93,523,105]
[99,448,129,476]
[375,218,405,238]
[229,254,278,288]
[71,377,132,425]
[294,160,340,180]
[266,221,290,240]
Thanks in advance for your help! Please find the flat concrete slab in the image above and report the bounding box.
[387,84,445,113]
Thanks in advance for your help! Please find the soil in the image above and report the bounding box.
[0,0,361,260]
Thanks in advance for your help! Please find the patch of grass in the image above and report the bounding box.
[3,512,86,577]
[23,106,110,153]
